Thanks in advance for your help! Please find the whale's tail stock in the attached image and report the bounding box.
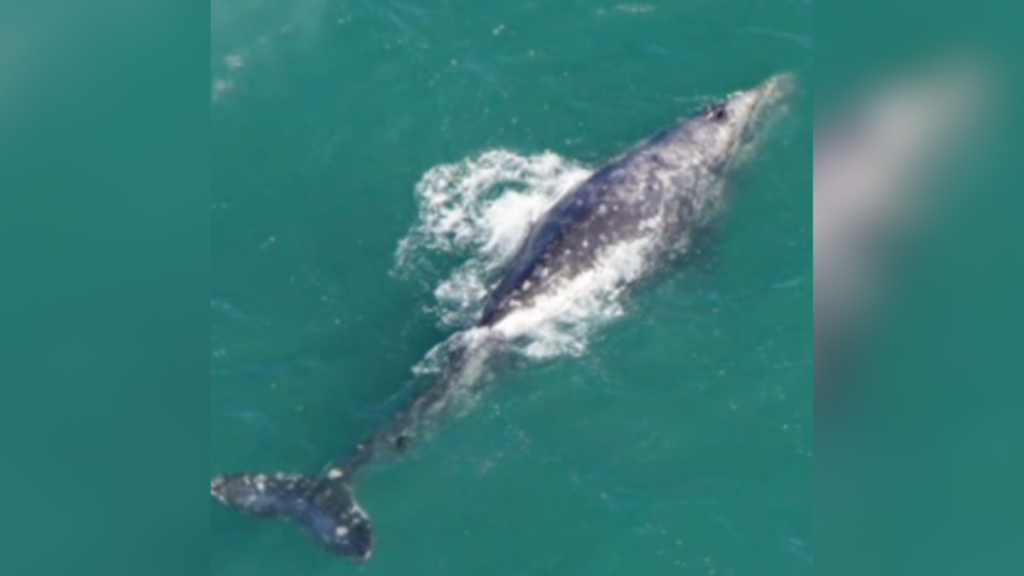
[211,471,373,561]
[210,335,499,563]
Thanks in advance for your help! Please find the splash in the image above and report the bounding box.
[394,149,590,324]
[395,149,673,363]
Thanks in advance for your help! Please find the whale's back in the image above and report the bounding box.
[479,123,717,327]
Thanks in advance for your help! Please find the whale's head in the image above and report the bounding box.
[687,72,796,174]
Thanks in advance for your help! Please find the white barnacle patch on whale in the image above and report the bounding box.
[327,468,345,480]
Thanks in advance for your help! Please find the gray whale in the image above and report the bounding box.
[211,73,794,561]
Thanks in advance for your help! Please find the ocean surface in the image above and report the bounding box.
[211,1,812,574]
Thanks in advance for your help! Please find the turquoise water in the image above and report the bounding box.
[211,1,811,574]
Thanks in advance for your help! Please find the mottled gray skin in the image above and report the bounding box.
[211,73,793,562]
[482,75,793,326]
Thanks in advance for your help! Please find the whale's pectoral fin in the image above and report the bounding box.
[211,472,373,561]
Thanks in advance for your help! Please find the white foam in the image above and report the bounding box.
[395,149,668,363]
[396,150,589,263]
[615,4,656,14]
[395,149,590,327]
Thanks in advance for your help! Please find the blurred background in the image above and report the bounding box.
[816,1,1024,574]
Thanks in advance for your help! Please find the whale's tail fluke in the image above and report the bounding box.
[211,472,373,561]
